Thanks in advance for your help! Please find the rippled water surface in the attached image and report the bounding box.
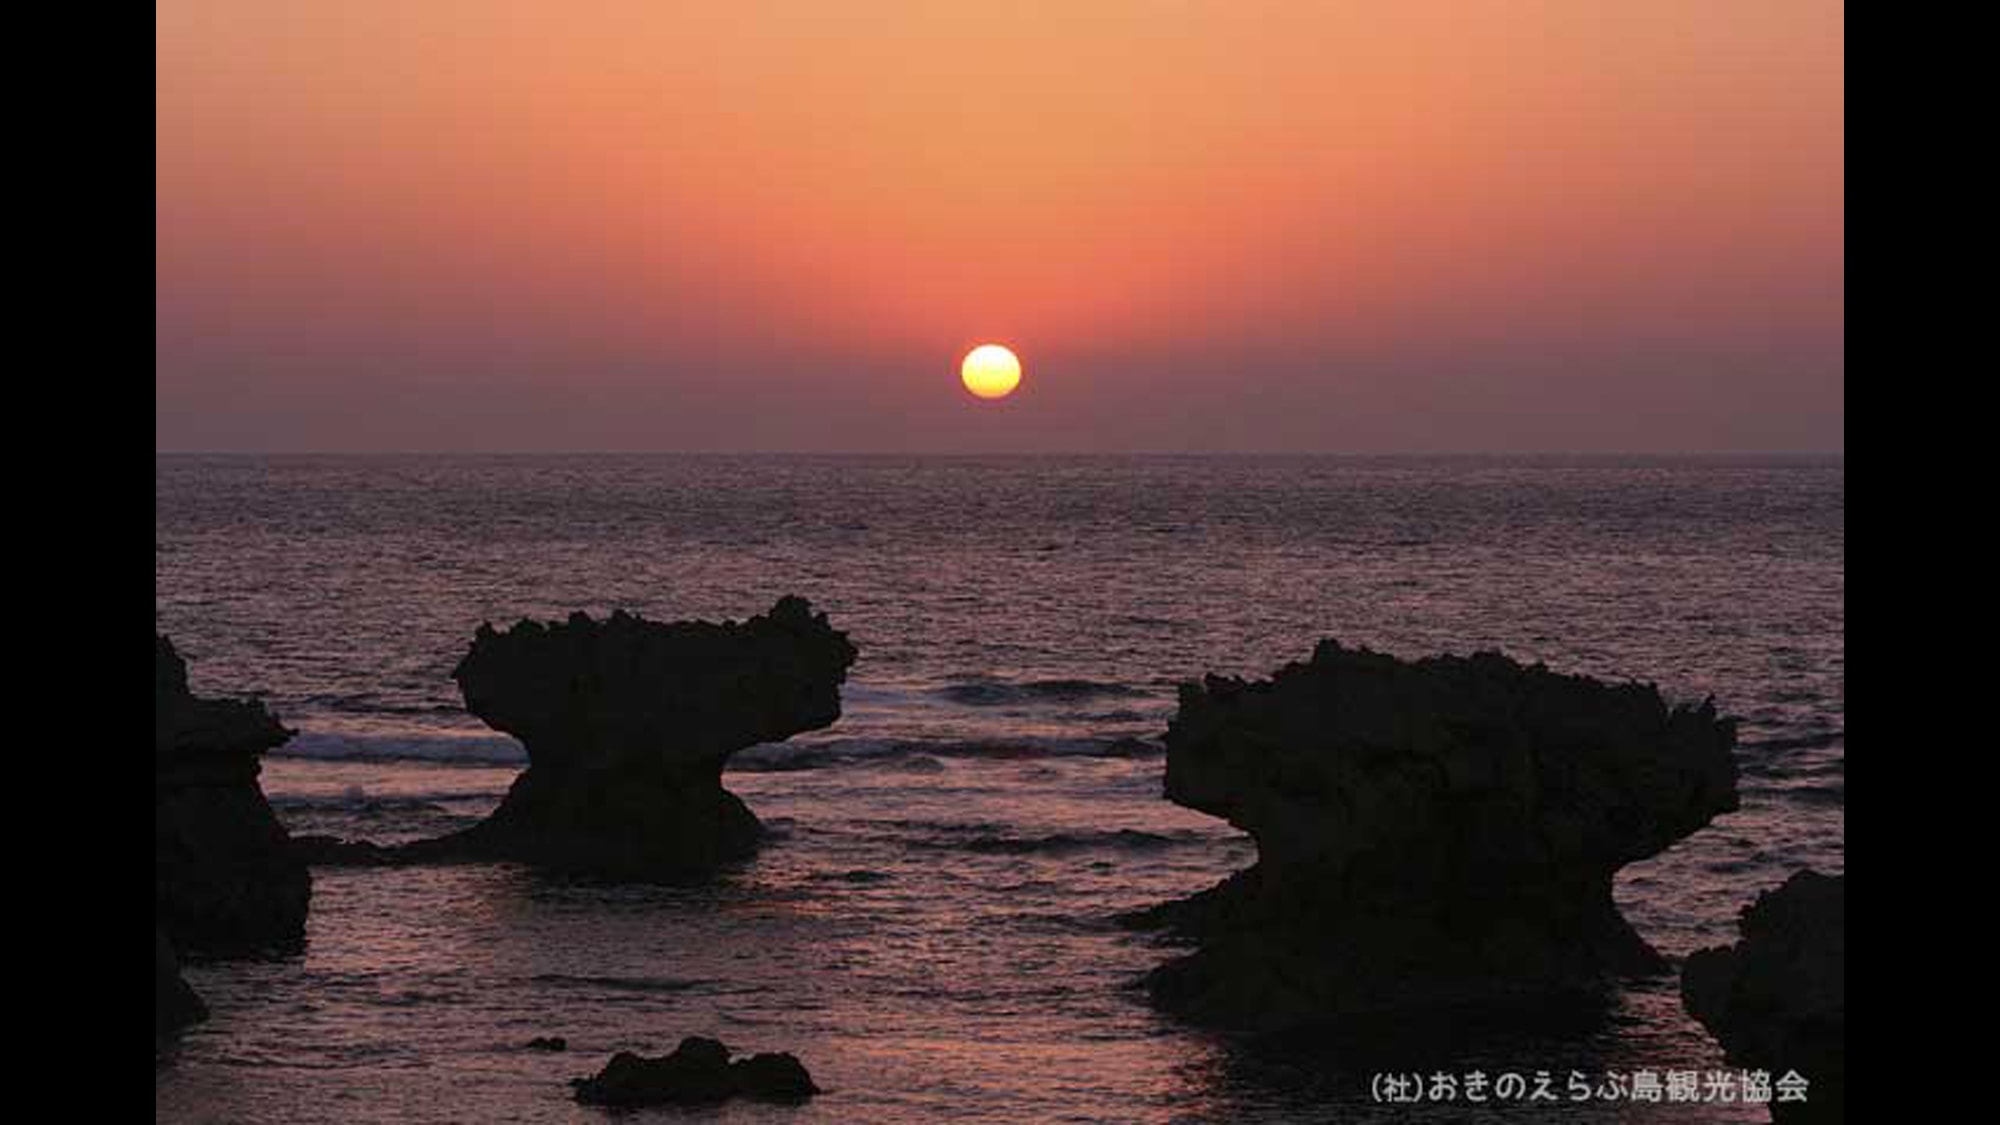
[155,455,1843,1123]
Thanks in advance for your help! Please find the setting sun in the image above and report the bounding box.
[960,344,1022,400]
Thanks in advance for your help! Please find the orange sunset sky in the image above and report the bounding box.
[156,1,1842,452]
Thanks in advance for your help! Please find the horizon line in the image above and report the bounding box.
[155,448,1846,459]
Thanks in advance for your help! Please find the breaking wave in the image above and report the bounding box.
[732,735,1161,771]
[269,730,1160,771]
[268,790,460,814]
[934,676,1154,707]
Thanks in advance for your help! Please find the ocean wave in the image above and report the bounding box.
[271,728,1160,771]
[1740,780,1845,807]
[527,973,703,994]
[869,822,1210,856]
[1741,729,1844,753]
[727,746,852,772]
[935,676,1153,707]
[931,735,1161,759]
[732,735,1161,772]
[953,828,1203,855]
[273,731,527,766]
[268,789,461,814]
[300,693,465,718]
[809,868,895,884]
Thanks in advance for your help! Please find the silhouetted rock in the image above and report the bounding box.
[527,1035,568,1052]
[1682,870,1844,1123]
[155,926,207,1038]
[421,597,855,879]
[730,1051,820,1100]
[156,635,311,957]
[1139,640,1738,1032]
[572,1036,819,1106]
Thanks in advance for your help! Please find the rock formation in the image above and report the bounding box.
[156,634,311,957]
[1137,639,1739,1032]
[572,1036,819,1106]
[417,596,855,878]
[1682,870,1844,1124]
[155,926,207,1038]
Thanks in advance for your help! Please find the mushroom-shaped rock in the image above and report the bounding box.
[431,596,855,878]
[1682,870,1844,1123]
[156,634,311,957]
[1140,640,1739,1032]
[572,1036,820,1106]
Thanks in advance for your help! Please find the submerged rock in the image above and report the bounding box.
[1682,870,1844,1123]
[156,634,311,957]
[155,926,207,1038]
[572,1036,819,1106]
[1140,639,1738,1032]
[418,596,855,879]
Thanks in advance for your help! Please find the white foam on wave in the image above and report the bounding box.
[730,733,1161,772]
[274,730,527,766]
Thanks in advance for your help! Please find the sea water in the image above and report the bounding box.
[155,454,1843,1123]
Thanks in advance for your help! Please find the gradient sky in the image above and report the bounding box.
[157,1,1842,453]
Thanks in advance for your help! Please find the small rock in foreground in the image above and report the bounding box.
[573,1036,819,1106]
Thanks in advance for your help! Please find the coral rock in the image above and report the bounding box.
[572,1036,819,1106]
[1142,640,1738,1032]
[429,596,855,878]
[156,635,311,956]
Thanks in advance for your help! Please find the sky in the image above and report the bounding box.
[157,1,1843,453]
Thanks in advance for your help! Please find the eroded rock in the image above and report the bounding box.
[572,1036,819,1106]
[419,596,855,878]
[1682,870,1844,1123]
[1140,639,1739,1032]
[156,634,311,957]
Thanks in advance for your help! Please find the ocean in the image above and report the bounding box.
[154,454,1843,1123]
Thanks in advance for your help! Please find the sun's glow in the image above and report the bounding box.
[960,344,1022,400]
